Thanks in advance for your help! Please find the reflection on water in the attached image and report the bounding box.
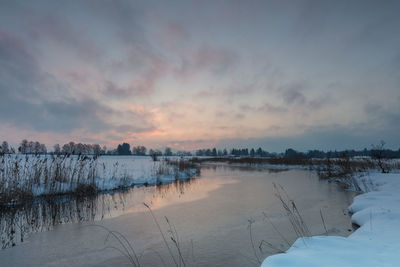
[0,172,237,249]
[0,165,356,267]
[1,196,97,248]
[200,162,291,173]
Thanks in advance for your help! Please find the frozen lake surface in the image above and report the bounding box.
[0,164,355,266]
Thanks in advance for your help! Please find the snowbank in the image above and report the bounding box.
[0,155,199,203]
[94,156,198,189]
[261,173,400,267]
[261,172,400,267]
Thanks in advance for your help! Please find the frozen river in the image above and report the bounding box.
[0,164,355,266]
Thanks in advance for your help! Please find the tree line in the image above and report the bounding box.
[1,139,399,158]
[0,140,105,155]
[0,140,47,154]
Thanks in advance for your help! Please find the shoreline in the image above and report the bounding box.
[261,171,400,266]
[0,168,199,208]
[0,163,355,264]
[0,154,199,207]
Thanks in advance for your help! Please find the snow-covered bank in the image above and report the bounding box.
[261,172,400,267]
[0,155,199,205]
[230,162,309,170]
[94,156,199,189]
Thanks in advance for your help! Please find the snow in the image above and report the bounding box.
[201,161,310,170]
[261,172,400,267]
[0,155,199,201]
[94,156,197,189]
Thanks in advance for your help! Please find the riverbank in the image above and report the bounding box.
[0,155,199,206]
[261,171,400,266]
[0,166,354,265]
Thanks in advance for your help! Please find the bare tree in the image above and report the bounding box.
[164,147,172,156]
[53,144,61,154]
[28,141,34,153]
[62,143,70,154]
[20,139,28,154]
[69,141,75,154]
[93,144,101,155]
[371,140,388,173]
[40,144,47,154]
[34,141,41,154]
[1,141,9,154]
[132,145,147,156]
[149,149,162,161]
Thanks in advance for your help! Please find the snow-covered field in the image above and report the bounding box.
[0,155,199,204]
[95,156,198,189]
[261,172,400,267]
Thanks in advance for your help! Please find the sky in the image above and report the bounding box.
[0,0,399,152]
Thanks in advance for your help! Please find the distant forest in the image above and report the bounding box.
[0,140,399,158]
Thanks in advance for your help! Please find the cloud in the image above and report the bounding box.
[216,122,400,152]
[258,103,288,113]
[364,103,382,115]
[194,83,255,101]
[273,81,333,112]
[282,89,306,105]
[195,90,219,98]
[1,0,400,150]
[102,70,166,98]
[224,83,255,97]
[363,103,400,130]
[239,103,287,114]
[214,110,228,118]
[88,0,148,46]
[174,45,239,77]
[129,57,169,96]
[22,10,102,61]
[0,29,157,137]
[234,113,245,120]
[164,139,214,150]
[192,45,238,74]
[0,29,40,88]
[9,0,167,99]
[102,81,133,98]
[160,21,191,45]
[280,82,307,105]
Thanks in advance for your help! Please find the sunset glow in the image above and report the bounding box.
[1,0,399,151]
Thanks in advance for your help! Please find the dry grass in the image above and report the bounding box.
[0,154,98,205]
[84,204,195,267]
[193,156,399,192]
[1,155,200,206]
[1,195,99,249]
[249,184,312,264]
[312,157,399,191]
[165,158,199,172]
[191,156,399,176]
[190,157,311,166]
[144,202,193,267]
[272,183,310,239]
[89,224,141,267]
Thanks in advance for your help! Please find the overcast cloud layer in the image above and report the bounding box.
[1,0,399,151]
